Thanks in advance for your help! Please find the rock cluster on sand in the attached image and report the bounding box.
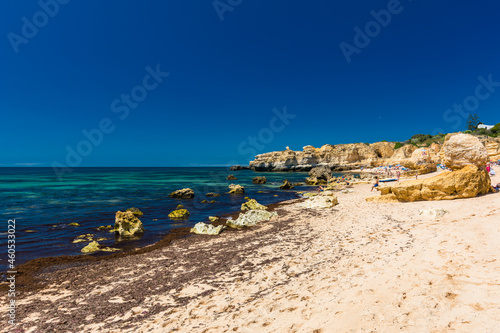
[226,210,278,229]
[169,188,195,199]
[168,209,190,218]
[190,222,226,235]
[115,210,145,238]
[228,184,245,194]
[252,176,267,184]
[227,174,237,180]
[299,193,339,209]
[241,199,268,211]
[372,135,491,202]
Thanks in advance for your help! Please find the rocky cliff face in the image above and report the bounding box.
[249,135,499,171]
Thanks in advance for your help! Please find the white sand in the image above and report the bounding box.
[129,167,500,332]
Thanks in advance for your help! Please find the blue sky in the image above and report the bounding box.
[1,0,500,167]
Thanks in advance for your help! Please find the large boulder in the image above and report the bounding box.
[169,188,194,199]
[308,166,332,181]
[115,211,145,238]
[252,176,267,184]
[241,199,268,211]
[227,174,237,180]
[370,142,395,158]
[376,165,491,202]
[228,184,245,194]
[442,134,489,170]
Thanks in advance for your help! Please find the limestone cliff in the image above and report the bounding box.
[248,134,499,171]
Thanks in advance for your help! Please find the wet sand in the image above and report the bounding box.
[1,168,499,332]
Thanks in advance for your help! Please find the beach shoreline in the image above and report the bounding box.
[1,167,499,332]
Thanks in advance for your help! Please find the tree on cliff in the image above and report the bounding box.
[466,114,480,131]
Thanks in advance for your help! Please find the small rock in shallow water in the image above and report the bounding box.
[241,199,268,211]
[206,193,221,197]
[81,241,100,253]
[126,207,144,217]
[208,216,219,222]
[228,184,245,194]
[68,223,80,227]
[168,209,190,219]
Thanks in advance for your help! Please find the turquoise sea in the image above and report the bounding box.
[0,167,323,272]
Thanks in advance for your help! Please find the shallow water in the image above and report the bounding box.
[0,167,343,271]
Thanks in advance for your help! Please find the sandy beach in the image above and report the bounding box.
[2,167,499,332]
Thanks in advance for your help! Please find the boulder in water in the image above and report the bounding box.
[169,188,195,199]
[168,209,190,218]
[115,211,145,238]
[228,184,245,194]
[252,176,267,184]
[227,174,237,180]
[206,193,221,197]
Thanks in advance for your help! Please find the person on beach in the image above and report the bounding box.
[371,177,379,192]
[317,185,324,193]
[486,163,491,173]
[396,170,401,182]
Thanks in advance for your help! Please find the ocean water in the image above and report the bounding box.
[0,167,323,271]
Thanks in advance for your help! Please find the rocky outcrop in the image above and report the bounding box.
[169,188,194,199]
[81,240,120,253]
[376,165,491,202]
[249,133,499,172]
[206,193,221,197]
[250,143,383,171]
[226,210,278,228]
[252,176,267,184]
[279,180,294,190]
[442,134,489,170]
[399,148,437,175]
[190,222,225,235]
[115,211,145,238]
[227,175,237,180]
[228,184,245,194]
[241,199,268,211]
[370,142,395,158]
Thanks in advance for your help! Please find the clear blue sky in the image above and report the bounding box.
[2,0,500,167]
